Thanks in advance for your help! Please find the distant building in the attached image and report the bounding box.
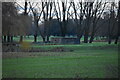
[51,37,79,44]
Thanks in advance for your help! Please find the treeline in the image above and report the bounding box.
[2,1,120,44]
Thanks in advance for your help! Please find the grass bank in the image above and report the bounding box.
[2,42,118,78]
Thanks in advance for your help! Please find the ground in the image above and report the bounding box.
[2,42,119,78]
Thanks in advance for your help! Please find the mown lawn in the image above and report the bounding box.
[13,36,88,42]
[2,42,119,78]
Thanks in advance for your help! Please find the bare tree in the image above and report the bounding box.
[107,2,117,44]
[20,0,28,42]
[2,2,32,42]
[41,1,54,42]
[53,0,69,37]
[83,2,94,43]
[72,1,84,43]
[29,2,43,42]
[29,1,54,43]
[45,1,54,42]
[61,1,67,37]
[115,1,120,44]
[89,1,107,43]
[2,2,17,42]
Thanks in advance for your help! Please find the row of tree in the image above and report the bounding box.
[2,0,120,44]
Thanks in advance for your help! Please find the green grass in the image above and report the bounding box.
[2,42,118,78]
[13,36,92,42]
[31,42,118,51]
[13,36,43,42]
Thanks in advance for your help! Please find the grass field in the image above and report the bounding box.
[2,42,119,78]
[13,36,91,42]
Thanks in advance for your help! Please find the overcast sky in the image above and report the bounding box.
[14,0,119,24]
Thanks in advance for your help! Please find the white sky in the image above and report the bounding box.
[1,0,119,2]
[14,0,119,24]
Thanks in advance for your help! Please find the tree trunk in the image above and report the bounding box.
[34,35,37,42]
[47,36,49,42]
[108,40,112,44]
[3,36,7,42]
[114,36,118,44]
[10,36,13,42]
[61,22,66,37]
[108,36,112,44]
[42,37,45,42]
[84,18,90,43]
[115,1,120,44]
[27,36,30,38]
[89,35,94,43]
[84,32,89,43]
[76,34,83,44]
[61,2,66,37]
[89,22,96,43]
[7,36,10,42]
[20,36,23,42]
